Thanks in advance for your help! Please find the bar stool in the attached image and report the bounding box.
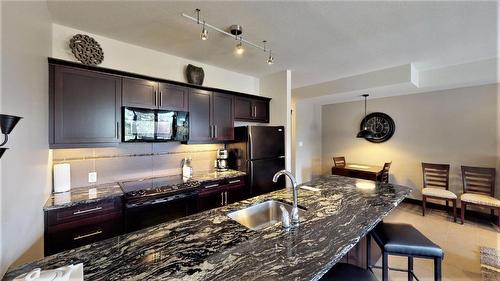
[320,263,377,281]
[370,222,444,281]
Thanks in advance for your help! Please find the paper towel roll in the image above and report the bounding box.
[54,163,71,193]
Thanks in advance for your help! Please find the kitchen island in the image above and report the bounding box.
[4,175,411,281]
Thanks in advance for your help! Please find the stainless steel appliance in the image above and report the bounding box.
[216,148,229,171]
[227,126,285,197]
[119,176,200,232]
[122,107,189,142]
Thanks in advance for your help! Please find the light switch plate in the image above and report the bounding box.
[88,172,97,183]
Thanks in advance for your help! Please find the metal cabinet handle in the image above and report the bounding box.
[73,206,102,215]
[221,192,224,206]
[224,191,228,205]
[73,230,103,241]
[253,106,257,117]
[214,125,217,139]
[154,90,157,106]
[159,91,162,107]
[209,125,213,138]
[204,183,219,189]
[229,179,241,184]
[116,122,120,140]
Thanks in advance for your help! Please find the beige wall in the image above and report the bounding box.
[52,24,260,95]
[322,84,499,202]
[1,1,53,276]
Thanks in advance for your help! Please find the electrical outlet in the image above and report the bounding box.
[88,172,97,183]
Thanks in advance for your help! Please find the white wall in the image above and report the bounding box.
[321,84,499,203]
[1,1,53,276]
[292,99,322,184]
[260,71,292,171]
[52,24,260,95]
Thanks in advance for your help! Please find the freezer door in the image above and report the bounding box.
[249,126,285,160]
[249,157,286,197]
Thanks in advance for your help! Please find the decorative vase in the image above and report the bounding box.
[186,64,204,85]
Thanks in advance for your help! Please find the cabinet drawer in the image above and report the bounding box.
[45,218,122,256]
[46,197,122,226]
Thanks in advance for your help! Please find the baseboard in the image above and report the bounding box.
[403,198,497,222]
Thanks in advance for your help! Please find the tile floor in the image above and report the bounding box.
[371,203,500,281]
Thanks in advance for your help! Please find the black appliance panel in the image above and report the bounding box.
[248,126,285,160]
[249,157,286,196]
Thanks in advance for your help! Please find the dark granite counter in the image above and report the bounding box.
[43,170,246,211]
[43,183,123,211]
[7,175,410,281]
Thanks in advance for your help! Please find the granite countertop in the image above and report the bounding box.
[8,175,411,281]
[43,170,246,211]
[43,183,123,211]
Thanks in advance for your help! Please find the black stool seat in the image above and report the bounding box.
[372,222,443,258]
[320,263,377,281]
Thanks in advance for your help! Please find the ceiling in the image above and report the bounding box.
[46,1,498,89]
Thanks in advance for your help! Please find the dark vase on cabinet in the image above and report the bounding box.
[188,89,234,143]
[49,65,121,148]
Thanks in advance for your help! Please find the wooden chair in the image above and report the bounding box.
[460,166,499,227]
[378,162,392,183]
[421,163,457,222]
[333,156,346,167]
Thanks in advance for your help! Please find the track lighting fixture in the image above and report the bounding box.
[201,21,208,41]
[235,38,244,55]
[182,9,276,64]
[267,50,274,65]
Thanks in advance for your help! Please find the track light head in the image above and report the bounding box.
[201,21,208,40]
[267,50,274,65]
[235,39,244,55]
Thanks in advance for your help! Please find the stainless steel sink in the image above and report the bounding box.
[227,200,306,230]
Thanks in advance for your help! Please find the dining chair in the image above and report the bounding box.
[460,166,499,227]
[421,163,457,222]
[378,162,392,183]
[333,156,346,167]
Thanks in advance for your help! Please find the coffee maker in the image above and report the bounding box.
[215,149,228,171]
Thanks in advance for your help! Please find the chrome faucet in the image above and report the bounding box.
[273,170,300,225]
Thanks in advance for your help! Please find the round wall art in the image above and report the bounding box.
[69,34,104,65]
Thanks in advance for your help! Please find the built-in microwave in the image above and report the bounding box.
[122,107,189,142]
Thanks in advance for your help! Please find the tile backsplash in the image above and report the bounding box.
[52,142,223,188]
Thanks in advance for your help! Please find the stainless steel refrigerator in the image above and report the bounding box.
[227,126,285,197]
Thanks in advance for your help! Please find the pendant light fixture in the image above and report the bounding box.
[182,9,276,64]
[356,94,374,139]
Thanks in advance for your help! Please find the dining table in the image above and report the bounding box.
[331,162,384,181]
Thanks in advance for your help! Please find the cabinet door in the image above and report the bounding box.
[234,97,253,120]
[253,100,269,122]
[212,92,234,141]
[52,66,121,146]
[188,89,212,142]
[198,187,224,212]
[158,83,188,111]
[122,78,158,109]
[226,183,246,204]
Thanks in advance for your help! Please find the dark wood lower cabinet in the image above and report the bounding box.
[339,234,381,269]
[198,177,246,212]
[44,197,123,256]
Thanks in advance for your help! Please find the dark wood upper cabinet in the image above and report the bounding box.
[212,92,234,141]
[188,89,212,142]
[158,83,188,111]
[122,78,158,109]
[188,90,234,143]
[234,97,269,123]
[50,65,121,148]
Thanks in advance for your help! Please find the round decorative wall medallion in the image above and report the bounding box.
[360,112,395,143]
[69,34,104,65]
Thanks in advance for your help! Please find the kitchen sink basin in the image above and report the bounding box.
[227,200,306,230]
